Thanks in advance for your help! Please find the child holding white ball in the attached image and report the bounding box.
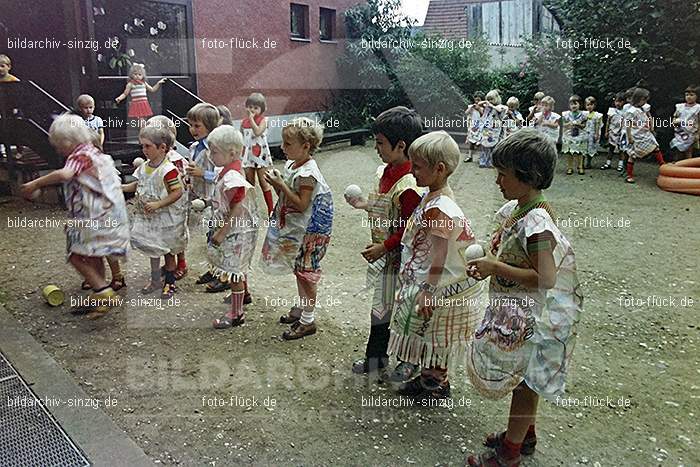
[465,129,582,467]
[206,125,259,329]
[347,106,423,377]
[20,114,130,318]
[388,131,483,400]
[122,122,186,299]
[261,117,333,340]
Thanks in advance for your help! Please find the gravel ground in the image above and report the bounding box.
[0,143,698,466]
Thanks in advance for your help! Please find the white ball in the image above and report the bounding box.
[191,199,206,211]
[132,157,145,167]
[465,244,485,261]
[344,184,362,199]
[30,189,42,200]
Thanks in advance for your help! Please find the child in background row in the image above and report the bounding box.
[561,95,587,175]
[123,123,186,298]
[477,90,508,168]
[76,94,105,148]
[601,92,626,171]
[583,96,603,169]
[262,118,333,340]
[624,87,666,183]
[241,93,274,216]
[347,106,423,378]
[502,97,524,140]
[670,85,700,159]
[526,91,545,122]
[0,54,20,82]
[464,92,484,163]
[534,96,561,145]
[388,131,483,400]
[207,125,260,329]
[21,114,130,319]
[466,129,582,467]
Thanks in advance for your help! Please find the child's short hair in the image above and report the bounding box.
[208,125,244,154]
[533,91,545,101]
[140,122,175,149]
[506,97,520,108]
[187,103,220,132]
[371,106,424,155]
[486,90,502,105]
[568,95,581,105]
[0,54,11,66]
[614,92,626,102]
[48,114,95,149]
[473,92,485,102]
[128,63,146,79]
[585,96,596,106]
[492,128,556,190]
[283,117,324,153]
[217,105,233,125]
[541,96,555,107]
[632,87,650,106]
[408,131,460,176]
[245,93,267,113]
[685,85,699,95]
[624,87,636,101]
[147,115,177,143]
[75,94,95,107]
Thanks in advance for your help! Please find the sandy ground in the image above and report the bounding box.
[0,143,698,466]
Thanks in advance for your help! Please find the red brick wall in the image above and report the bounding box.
[192,0,359,117]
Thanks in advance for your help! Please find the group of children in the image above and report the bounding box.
[21,96,583,465]
[465,85,699,183]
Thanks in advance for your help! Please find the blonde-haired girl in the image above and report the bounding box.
[261,117,333,340]
[114,63,165,120]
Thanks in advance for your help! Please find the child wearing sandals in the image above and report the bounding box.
[241,92,275,216]
[624,87,666,183]
[206,125,259,329]
[388,131,484,400]
[464,92,484,163]
[476,90,508,168]
[670,85,700,159]
[561,95,587,175]
[533,96,560,146]
[583,96,603,169]
[20,114,129,319]
[122,122,186,299]
[601,92,626,171]
[262,118,333,340]
[465,129,583,467]
[346,106,423,378]
[148,115,190,281]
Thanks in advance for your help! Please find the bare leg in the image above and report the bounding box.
[69,254,108,290]
[505,383,539,444]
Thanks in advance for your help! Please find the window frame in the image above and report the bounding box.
[290,3,310,41]
[319,7,336,42]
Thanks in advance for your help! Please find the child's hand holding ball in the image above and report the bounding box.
[19,182,41,201]
[344,184,367,210]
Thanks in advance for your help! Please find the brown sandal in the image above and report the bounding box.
[109,275,126,291]
[279,306,302,324]
[81,280,91,290]
[466,449,521,467]
[282,321,316,340]
[484,432,536,456]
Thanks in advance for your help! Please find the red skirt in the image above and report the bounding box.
[128,98,153,118]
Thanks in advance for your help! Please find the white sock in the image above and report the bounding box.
[300,305,315,325]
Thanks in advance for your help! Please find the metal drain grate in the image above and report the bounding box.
[0,352,90,467]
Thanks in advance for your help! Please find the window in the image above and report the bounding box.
[320,8,336,41]
[290,3,309,39]
[466,4,483,40]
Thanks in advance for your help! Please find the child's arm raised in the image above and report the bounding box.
[146,78,167,93]
[248,113,267,137]
[265,171,314,212]
[468,232,557,290]
[115,82,132,103]
[20,166,76,198]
